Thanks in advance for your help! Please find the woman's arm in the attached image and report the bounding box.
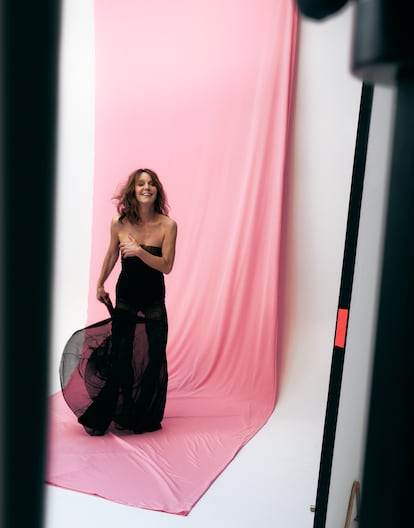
[96,216,120,302]
[120,219,177,274]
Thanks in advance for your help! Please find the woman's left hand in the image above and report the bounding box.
[120,234,140,258]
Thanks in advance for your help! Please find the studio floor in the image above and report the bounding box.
[44,321,332,528]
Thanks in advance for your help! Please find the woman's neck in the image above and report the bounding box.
[138,205,156,224]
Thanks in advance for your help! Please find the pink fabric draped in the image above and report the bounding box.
[46,0,297,515]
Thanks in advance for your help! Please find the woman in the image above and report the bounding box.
[73,168,177,436]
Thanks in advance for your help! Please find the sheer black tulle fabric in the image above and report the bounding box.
[59,246,168,436]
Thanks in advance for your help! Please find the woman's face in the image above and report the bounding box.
[135,171,158,206]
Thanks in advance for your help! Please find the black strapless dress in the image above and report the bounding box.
[59,245,168,435]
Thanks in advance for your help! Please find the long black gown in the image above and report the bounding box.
[59,245,168,435]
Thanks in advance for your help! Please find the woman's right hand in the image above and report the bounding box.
[97,285,109,303]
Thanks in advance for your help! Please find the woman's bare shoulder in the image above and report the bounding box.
[159,214,177,228]
[110,214,123,230]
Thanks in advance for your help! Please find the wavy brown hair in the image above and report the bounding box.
[114,168,169,224]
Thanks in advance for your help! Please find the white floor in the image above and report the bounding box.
[43,322,332,528]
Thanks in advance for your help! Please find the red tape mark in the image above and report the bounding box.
[335,308,349,348]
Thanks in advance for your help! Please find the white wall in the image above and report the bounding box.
[280,2,362,392]
[49,0,95,393]
[282,5,362,336]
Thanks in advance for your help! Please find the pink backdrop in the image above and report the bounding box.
[47,0,298,514]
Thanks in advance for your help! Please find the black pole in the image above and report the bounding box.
[0,2,61,528]
[312,82,374,528]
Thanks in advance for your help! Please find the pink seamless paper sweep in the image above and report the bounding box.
[46,0,298,515]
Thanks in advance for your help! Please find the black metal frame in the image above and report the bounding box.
[1,2,61,527]
[295,1,414,526]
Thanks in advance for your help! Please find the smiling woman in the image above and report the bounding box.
[111,169,176,275]
[60,168,177,436]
